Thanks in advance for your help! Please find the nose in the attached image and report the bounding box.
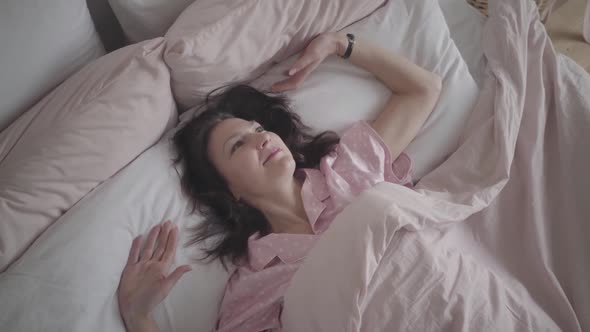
[257,133,270,150]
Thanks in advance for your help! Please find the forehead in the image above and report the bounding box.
[211,117,251,140]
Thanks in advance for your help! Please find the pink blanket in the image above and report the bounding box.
[281,0,590,330]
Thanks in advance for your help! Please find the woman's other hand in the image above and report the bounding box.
[117,220,192,331]
[271,32,347,92]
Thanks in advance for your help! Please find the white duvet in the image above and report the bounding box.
[282,183,558,331]
[282,0,590,330]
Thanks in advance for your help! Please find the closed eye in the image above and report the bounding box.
[230,139,244,155]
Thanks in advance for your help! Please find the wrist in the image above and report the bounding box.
[123,313,157,332]
[331,32,349,57]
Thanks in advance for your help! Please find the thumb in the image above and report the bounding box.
[165,265,192,289]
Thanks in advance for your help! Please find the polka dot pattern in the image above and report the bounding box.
[215,121,413,332]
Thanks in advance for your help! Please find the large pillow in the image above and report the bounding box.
[107,0,194,42]
[0,141,229,332]
[0,38,177,272]
[439,0,487,85]
[164,0,386,110]
[249,0,480,180]
[0,0,105,131]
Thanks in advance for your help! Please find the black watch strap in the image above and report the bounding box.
[341,33,355,59]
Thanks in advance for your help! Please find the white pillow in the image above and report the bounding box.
[438,0,487,86]
[250,0,480,180]
[0,0,105,131]
[107,0,194,42]
[0,141,229,332]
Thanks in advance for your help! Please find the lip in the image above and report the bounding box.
[263,147,282,165]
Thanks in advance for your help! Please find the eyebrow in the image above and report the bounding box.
[222,121,257,155]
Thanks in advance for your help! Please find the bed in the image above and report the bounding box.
[1,0,589,331]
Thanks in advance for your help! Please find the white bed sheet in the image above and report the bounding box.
[0,1,489,331]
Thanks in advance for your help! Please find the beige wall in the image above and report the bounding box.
[547,0,590,72]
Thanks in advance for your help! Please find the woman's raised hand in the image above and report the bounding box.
[271,32,347,92]
[117,220,192,331]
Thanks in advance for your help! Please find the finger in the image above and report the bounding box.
[152,220,172,260]
[288,53,316,77]
[272,62,317,92]
[293,62,319,85]
[162,224,179,264]
[126,235,142,265]
[164,265,192,291]
[270,78,295,92]
[272,66,310,92]
[139,224,161,261]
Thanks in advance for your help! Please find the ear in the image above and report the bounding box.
[228,184,241,201]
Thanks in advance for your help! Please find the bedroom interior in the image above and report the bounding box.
[1,0,589,331]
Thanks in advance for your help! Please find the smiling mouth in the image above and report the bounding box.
[263,148,282,165]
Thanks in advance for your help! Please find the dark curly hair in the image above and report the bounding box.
[173,84,339,270]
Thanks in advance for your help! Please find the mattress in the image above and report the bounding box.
[0,1,489,331]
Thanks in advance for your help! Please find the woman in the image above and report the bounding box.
[117,32,442,332]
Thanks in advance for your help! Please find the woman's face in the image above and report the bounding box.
[207,117,296,202]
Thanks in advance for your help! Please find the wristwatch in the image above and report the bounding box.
[341,33,355,59]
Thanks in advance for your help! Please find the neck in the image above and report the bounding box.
[247,177,311,234]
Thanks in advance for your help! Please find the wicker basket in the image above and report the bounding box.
[466,0,551,21]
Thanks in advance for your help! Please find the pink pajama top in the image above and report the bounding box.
[215,121,413,332]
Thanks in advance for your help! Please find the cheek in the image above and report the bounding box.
[224,153,263,185]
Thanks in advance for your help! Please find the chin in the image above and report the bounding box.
[270,155,296,174]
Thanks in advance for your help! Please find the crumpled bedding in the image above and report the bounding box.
[281,0,590,330]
